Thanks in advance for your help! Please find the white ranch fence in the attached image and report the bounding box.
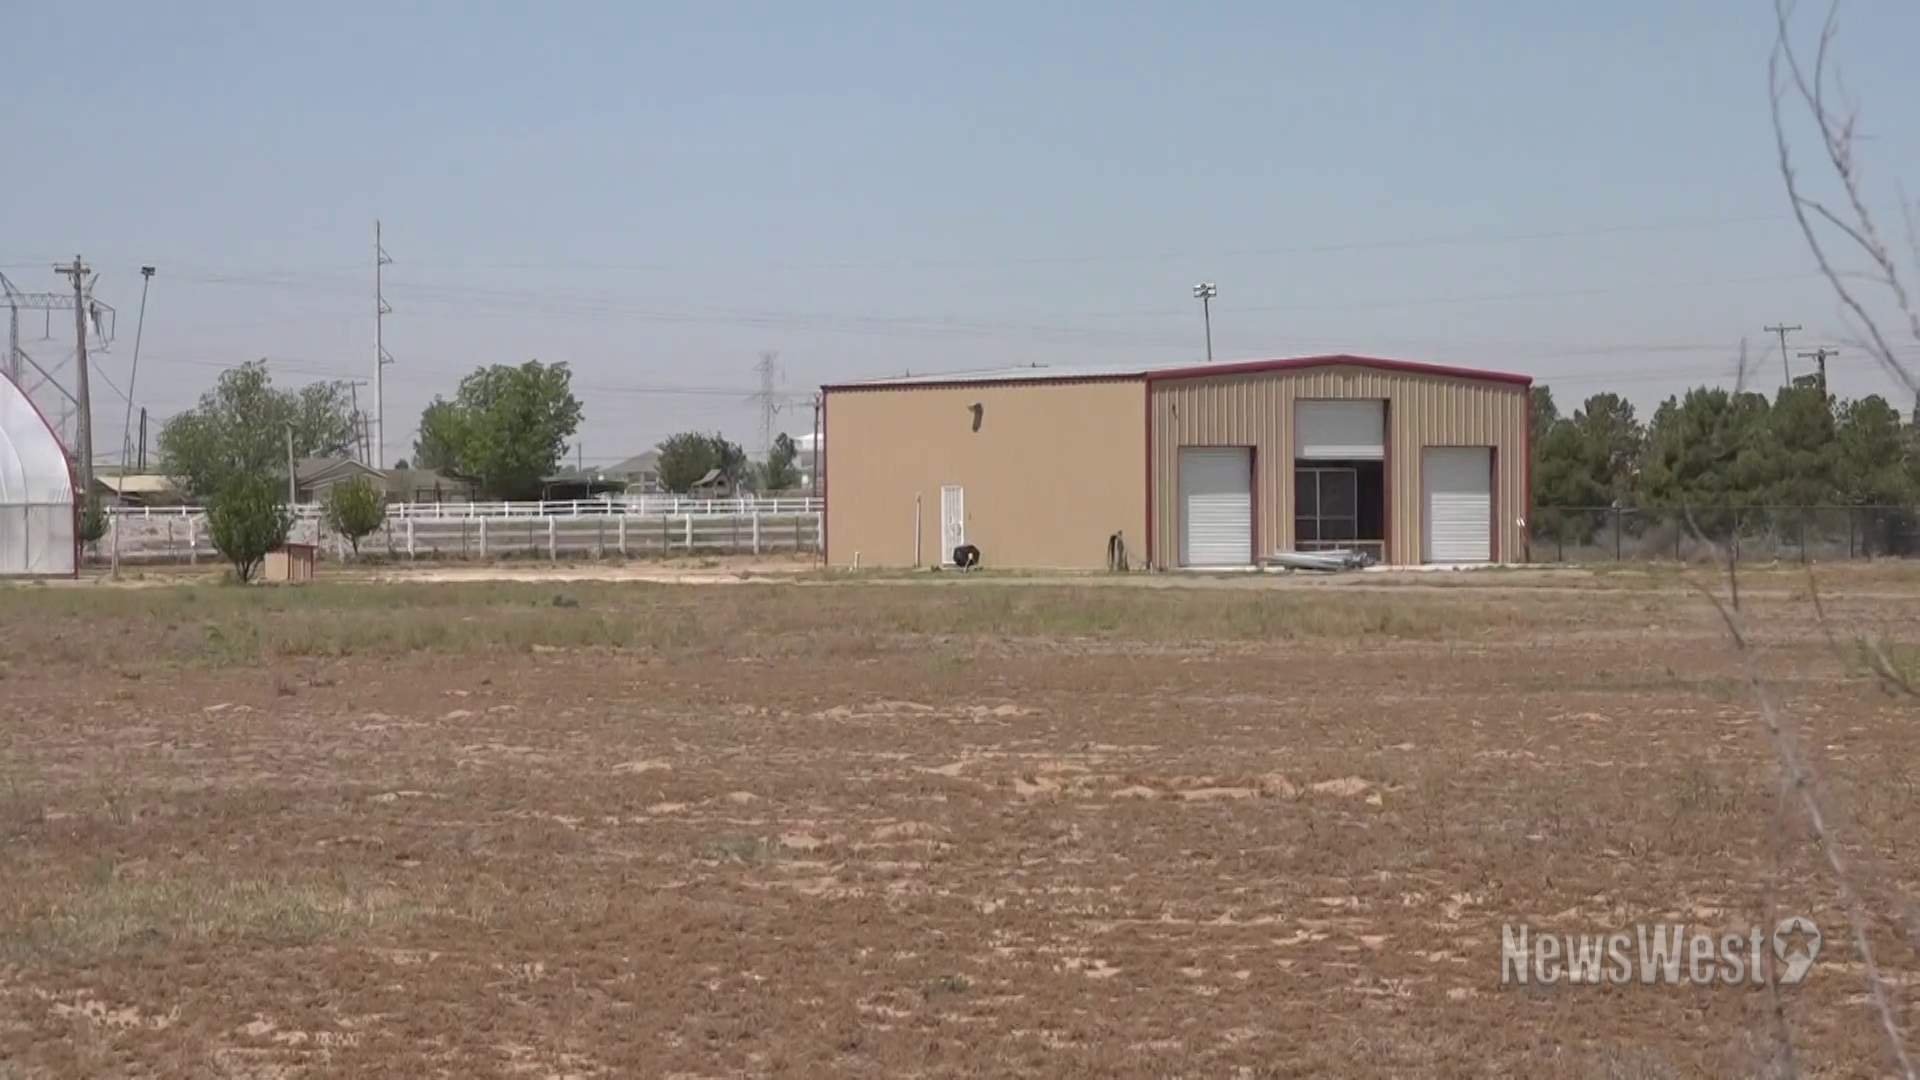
[100,498,823,565]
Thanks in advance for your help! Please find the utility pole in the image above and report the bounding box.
[1764,323,1801,385]
[287,424,298,505]
[137,408,148,471]
[811,393,822,498]
[811,390,824,563]
[1798,347,1838,396]
[1193,282,1218,361]
[53,257,94,501]
[375,221,394,469]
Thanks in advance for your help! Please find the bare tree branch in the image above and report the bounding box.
[1686,507,1915,1077]
[1771,0,1920,398]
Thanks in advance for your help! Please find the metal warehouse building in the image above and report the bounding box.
[821,355,1531,571]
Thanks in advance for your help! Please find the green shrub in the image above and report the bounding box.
[323,478,387,557]
[206,477,293,584]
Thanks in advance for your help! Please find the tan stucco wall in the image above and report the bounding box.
[1149,365,1528,566]
[825,379,1147,570]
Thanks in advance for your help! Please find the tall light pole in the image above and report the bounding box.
[120,266,155,494]
[1193,282,1217,361]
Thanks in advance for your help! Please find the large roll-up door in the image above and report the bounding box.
[1179,447,1252,567]
[1294,400,1384,460]
[1422,447,1492,563]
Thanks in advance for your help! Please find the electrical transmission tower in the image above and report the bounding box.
[375,220,394,469]
[1,268,115,461]
[751,350,784,456]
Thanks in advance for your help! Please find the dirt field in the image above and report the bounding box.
[2,569,1918,1077]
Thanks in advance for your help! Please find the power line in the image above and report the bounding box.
[149,265,1834,349]
[29,212,1793,276]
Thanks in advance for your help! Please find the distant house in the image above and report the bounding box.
[603,451,662,493]
[295,457,473,505]
[383,467,475,504]
[792,432,821,491]
[690,467,736,498]
[541,450,664,500]
[539,467,625,501]
[294,458,380,503]
[90,471,187,507]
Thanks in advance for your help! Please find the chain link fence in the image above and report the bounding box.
[1528,506,1920,563]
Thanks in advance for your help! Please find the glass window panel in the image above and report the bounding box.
[1322,471,1358,518]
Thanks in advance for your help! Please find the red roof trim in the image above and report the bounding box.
[821,354,1532,394]
[1144,354,1532,387]
[819,373,1141,393]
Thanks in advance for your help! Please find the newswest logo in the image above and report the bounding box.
[1501,919,1820,986]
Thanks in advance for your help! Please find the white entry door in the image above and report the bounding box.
[1422,447,1492,563]
[940,485,965,564]
[1179,448,1253,567]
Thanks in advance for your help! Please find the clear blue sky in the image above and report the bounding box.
[5,0,1919,467]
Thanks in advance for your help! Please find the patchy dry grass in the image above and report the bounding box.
[0,574,1915,1075]
[0,579,1689,670]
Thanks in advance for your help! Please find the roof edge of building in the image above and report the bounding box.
[820,371,1146,393]
[821,354,1532,393]
[1143,354,1532,387]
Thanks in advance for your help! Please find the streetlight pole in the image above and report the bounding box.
[120,266,155,497]
[1193,282,1217,361]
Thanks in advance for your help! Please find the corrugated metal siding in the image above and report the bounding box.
[826,379,1147,570]
[1149,364,1527,566]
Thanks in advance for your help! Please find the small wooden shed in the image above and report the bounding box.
[263,543,318,583]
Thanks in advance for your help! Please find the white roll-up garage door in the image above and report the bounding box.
[1294,400,1385,460]
[1422,447,1492,564]
[1179,447,1253,567]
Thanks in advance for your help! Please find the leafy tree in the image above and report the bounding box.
[755,433,801,493]
[1531,393,1646,541]
[1638,388,1774,534]
[1529,386,1559,455]
[1533,421,1610,508]
[1572,393,1645,501]
[1828,396,1914,503]
[323,477,388,557]
[1528,385,1562,514]
[158,361,358,501]
[205,477,293,584]
[411,400,467,475]
[411,360,582,499]
[655,432,748,494]
[1763,384,1837,507]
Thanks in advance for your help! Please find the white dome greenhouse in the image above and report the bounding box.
[0,373,77,576]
